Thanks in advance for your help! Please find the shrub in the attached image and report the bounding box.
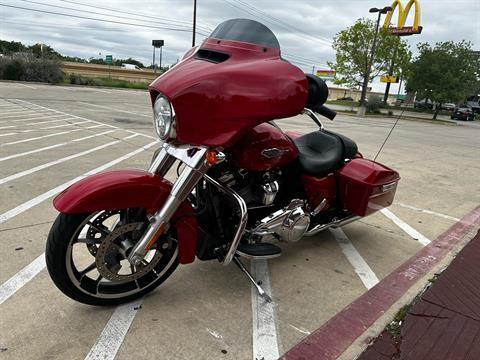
[0,55,63,83]
[366,95,383,114]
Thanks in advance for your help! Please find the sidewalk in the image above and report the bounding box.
[359,228,480,360]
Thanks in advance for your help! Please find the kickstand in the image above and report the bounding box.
[232,256,272,303]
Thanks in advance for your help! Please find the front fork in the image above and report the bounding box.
[127,143,209,265]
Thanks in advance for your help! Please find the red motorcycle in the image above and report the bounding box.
[46,19,399,305]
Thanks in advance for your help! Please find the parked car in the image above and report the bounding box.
[441,103,456,111]
[451,108,475,121]
[414,99,434,110]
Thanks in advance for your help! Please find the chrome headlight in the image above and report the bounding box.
[153,94,176,140]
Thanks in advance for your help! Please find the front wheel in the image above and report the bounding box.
[46,209,178,306]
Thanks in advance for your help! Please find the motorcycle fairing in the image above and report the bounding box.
[53,170,197,264]
[149,37,308,147]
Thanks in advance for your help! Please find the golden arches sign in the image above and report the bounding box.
[383,0,423,36]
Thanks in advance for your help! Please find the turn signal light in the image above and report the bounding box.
[206,150,225,165]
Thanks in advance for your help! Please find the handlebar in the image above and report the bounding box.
[314,105,337,121]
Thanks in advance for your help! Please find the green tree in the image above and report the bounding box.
[329,18,411,113]
[405,41,480,119]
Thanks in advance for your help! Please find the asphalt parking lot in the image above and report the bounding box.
[1,81,479,360]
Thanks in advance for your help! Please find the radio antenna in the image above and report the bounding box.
[373,108,406,162]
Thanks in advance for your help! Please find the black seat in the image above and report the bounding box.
[293,130,358,176]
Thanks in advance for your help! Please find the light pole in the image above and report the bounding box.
[357,6,392,117]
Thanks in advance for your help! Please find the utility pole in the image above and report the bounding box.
[357,6,392,117]
[192,0,197,47]
[383,43,398,103]
[152,46,156,74]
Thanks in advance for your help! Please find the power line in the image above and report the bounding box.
[0,3,210,35]
[223,0,332,46]
[58,0,214,33]
[233,0,332,45]
[18,0,204,32]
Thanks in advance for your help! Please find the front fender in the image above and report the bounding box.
[53,170,197,264]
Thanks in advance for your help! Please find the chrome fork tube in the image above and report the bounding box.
[128,144,208,265]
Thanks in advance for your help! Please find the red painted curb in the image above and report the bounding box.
[281,206,480,360]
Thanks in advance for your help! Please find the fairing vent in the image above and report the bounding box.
[195,49,230,64]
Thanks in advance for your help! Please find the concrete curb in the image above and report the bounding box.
[280,206,480,360]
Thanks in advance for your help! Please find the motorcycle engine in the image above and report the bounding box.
[211,165,310,243]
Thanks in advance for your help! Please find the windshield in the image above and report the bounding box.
[209,19,280,49]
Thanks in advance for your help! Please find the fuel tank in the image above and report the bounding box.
[229,123,298,171]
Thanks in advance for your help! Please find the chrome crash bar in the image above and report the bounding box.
[128,142,247,267]
[203,174,248,266]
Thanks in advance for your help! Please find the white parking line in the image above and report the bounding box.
[251,259,280,360]
[0,254,45,305]
[0,114,70,123]
[1,110,52,118]
[395,203,460,222]
[11,99,155,140]
[43,120,91,129]
[380,208,431,246]
[16,83,36,90]
[0,140,157,225]
[84,299,143,360]
[1,129,83,146]
[330,228,379,289]
[25,119,66,126]
[0,142,157,305]
[0,132,16,137]
[0,134,136,185]
[79,101,151,117]
[0,130,116,162]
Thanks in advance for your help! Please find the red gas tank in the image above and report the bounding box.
[228,123,298,171]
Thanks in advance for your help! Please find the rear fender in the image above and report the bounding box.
[53,170,197,264]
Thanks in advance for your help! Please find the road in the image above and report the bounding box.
[1,82,479,360]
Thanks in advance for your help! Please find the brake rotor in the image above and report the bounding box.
[95,222,166,282]
[86,209,122,256]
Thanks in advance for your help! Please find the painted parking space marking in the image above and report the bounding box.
[0,113,68,124]
[0,142,157,305]
[251,259,280,360]
[1,129,83,146]
[0,110,52,118]
[380,208,431,246]
[396,203,461,222]
[0,140,157,225]
[0,134,135,185]
[79,101,151,118]
[331,228,379,289]
[0,130,116,162]
[0,254,45,305]
[9,99,156,140]
[84,298,144,360]
[43,120,91,129]
[15,83,36,90]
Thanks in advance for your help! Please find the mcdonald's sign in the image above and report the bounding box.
[383,0,423,36]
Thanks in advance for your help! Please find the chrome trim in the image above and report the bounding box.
[302,108,324,130]
[128,144,209,265]
[381,181,397,193]
[203,174,248,266]
[235,250,282,260]
[262,181,279,205]
[311,198,327,217]
[304,215,361,237]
